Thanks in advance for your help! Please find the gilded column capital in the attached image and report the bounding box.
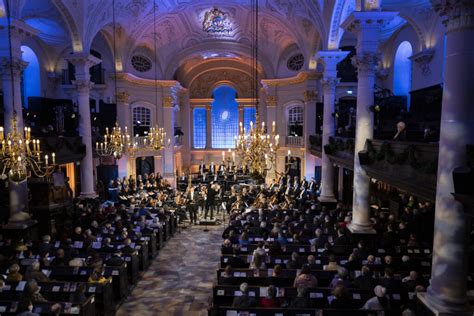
[266,96,277,107]
[116,91,130,104]
[303,90,318,103]
[431,0,474,32]
[163,96,174,108]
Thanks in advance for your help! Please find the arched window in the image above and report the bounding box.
[133,106,151,136]
[243,107,256,132]
[393,41,413,109]
[211,85,238,148]
[287,105,304,136]
[193,108,207,149]
[21,46,40,108]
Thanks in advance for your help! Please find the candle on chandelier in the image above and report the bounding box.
[0,127,3,141]
[288,150,291,156]
[52,153,56,165]
[272,121,276,133]
[232,151,235,162]
[106,127,109,135]
[45,154,49,166]
[222,151,225,161]
[96,142,99,150]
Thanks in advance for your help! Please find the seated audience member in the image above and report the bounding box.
[330,285,352,309]
[260,285,280,308]
[266,265,287,287]
[6,263,23,282]
[307,255,319,270]
[324,255,341,271]
[354,240,370,260]
[286,252,300,270]
[50,249,66,266]
[344,253,361,270]
[249,253,266,269]
[402,271,422,292]
[221,265,235,285]
[363,285,391,311]
[293,264,318,289]
[50,303,62,316]
[221,239,233,255]
[24,280,48,302]
[25,261,50,282]
[121,238,135,254]
[69,257,85,267]
[106,251,125,267]
[290,286,310,308]
[69,283,88,304]
[354,266,377,290]
[393,121,407,141]
[333,228,350,246]
[379,267,402,292]
[88,266,107,284]
[232,283,257,307]
[227,248,246,269]
[329,268,351,290]
[16,299,38,316]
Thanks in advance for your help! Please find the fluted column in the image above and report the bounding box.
[317,50,349,202]
[205,105,212,149]
[67,54,100,198]
[420,1,474,314]
[116,90,131,179]
[162,96,176,188]
[341,11,397,233]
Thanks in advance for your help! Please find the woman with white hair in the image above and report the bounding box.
[362,285,391,311]
[232,282,256,307]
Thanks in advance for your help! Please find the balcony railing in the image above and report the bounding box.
[285,136,304,147]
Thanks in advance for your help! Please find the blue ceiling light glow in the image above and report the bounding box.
[393,41,413,110]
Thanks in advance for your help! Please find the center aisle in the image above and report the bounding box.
[117,223,223,316]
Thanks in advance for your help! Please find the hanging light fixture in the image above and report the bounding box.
[96,0,136,159]
[234,0,280,179]
[143,1,168,151]
[0,0,56,182]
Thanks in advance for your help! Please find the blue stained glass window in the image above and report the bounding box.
[193,108,207,149]
[211,86,238,149]
[243,107,256,132]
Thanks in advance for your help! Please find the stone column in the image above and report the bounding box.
[317,51,349,202]
[180,90,191,169]
[0,20,36,225]
[303,90,318,181]
[419,1,474,314]
[116,90,131,179]
[67,54,101,198]
[341,11,397,233]
[265,96,277,184]
[205,105,212,149]
[338,167,344,201]
[162,96,176,188]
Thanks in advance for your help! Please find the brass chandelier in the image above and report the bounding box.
[0,0,56,182]
[234,0,280,178]
[96,123,136,159]
[0,112,56,182]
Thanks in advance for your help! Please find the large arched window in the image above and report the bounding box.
[287,105,304,136]
[21,46,40,108]
[211,85,238,148]
[243,107,256,132]
[193,108,207,149]
[133,106,151,136]
[393,41,413,109]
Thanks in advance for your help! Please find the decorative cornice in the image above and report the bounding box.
[316,51,350,73]
[321,77,340,92]
[116,91,130,104]
[409,49,435,76]
[266,96,277,107]
[65,54,101,69]
[163,96,174,108]
[115,73,182,89]
[261,72,314,88]
[351,52,380,73]
[431,0,474,33]
[341,11,398,34]
[304,90,318,103]
[0,58,28,78]
[72,80,94,93]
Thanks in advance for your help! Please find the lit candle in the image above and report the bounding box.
[232,151,235,162]
[106,127,109,135]
[45,154,49,166]
[0,126,3,141]
[272,121,275,133]
[288,150,291,156]
[52,153,56,165]
[37,140,40,152]
[222,151,225,161]
[96,142,99,150]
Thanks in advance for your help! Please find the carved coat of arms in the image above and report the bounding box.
[202,7,232,33]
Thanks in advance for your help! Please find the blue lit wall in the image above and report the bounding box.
[21,45,40,108]
[243,107,256,132]
[393,41,413,109]
[193,108,207,149]
[211,85,238,149]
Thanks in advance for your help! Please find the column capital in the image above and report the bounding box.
[321,77,340,92]
[352,52,380,73]
[72,79,94,94]
[341,11,399,34]
[65,54,101,74]
[116,90,130,104]
[431,0,474,33]
[0,18,38,39]
[316,50,350,73]
[303,90,318,103]
[0,57,28,78]
[266,95,277,107]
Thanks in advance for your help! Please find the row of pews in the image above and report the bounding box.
[0,208,178,315]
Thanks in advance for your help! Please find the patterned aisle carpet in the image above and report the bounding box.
[116,222,223,316]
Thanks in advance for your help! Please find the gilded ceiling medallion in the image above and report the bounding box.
[202,7,233,33]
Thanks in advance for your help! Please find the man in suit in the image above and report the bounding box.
[232,283,257,307]
[205,182,217,219]
[38,235,54,255]
[106,251,125,267]
[333,228,350,246]
[199,160,206,175]
[187,186,198,224]
[121,238,135,254]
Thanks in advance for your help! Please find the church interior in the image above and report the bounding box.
[0,0,473,315]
